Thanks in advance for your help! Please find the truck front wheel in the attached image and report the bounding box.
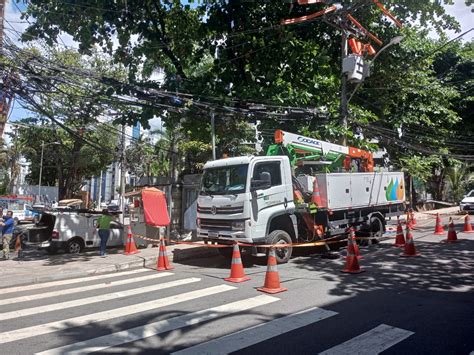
[266,230,293,264]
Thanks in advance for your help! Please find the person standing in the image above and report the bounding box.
[1,211,15,260]
[97,209,114,257]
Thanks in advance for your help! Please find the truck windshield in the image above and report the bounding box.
[201,164,248,195]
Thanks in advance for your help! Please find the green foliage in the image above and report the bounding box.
[446,162,474,202]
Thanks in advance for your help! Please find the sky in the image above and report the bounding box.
[3,0,473,129]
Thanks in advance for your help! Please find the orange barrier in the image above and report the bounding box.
[257,248,287,294]
[156,238,174,271]
[443,217,458,243]
[224,243,250,283]
[400,226,420,257]
[124,226,140,255]
[463,214,474,233]
[393,217,405,247]
[341,230,365,274]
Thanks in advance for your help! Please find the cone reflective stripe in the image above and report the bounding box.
[311,178,323,207]
[410,209,417,226]
[443,217,458,243]
[434,213,445,235]
[124,225,140,255]
[224,243,250,283]
[463,214,474,233]
[342,229,365,273]
[394,217,405,247]
[257,248,287,294]
[156,238,174,271]
[400,225,420,257]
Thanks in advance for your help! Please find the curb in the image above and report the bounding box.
[0,246,219,289]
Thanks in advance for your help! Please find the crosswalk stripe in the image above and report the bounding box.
[319,324,414,355]
[1,277,201,321]
[0,284,236,345]
[0,272,173,306]
[172,306,338,355]
[37,294,280,355]
[0,269,149,296]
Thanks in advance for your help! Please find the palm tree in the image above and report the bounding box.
[446,163,474,202]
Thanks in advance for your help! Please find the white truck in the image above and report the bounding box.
[197,130,405,263]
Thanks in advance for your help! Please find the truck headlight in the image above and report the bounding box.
[232,221,245,231]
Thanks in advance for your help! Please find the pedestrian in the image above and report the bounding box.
[1,211,15,260]
[97,209,114,257]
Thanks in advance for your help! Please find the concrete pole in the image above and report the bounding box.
[339,31,349,146]
[38,141,44,203]
[97,171,103,210]
[211,111,216,160]
[120,124,126,224]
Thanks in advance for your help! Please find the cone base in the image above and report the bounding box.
[224,276,251,283]
[257,286,288,294]
[393,243,405,247]
[345,255,364,260]
[400,252,421,257]
[124,250,140,255]
[462,230,474,233]
[341,268,365,274]
[434,231,445,235]
[441,239,458,243]
[157,266,174,271]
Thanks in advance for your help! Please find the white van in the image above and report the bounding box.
[34,211,125,254]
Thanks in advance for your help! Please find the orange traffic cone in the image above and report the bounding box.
[156,238,174,271]
[443,217,458,243]
[393,217,405,247]
[311,177,323,207]
[405,212,412,229]
[400,225,420,257]
[433,213,445,235]
[124,225,140,255]
[341,231,365,274]
[224,244,250,283]
[463,214,474,233]
[347,228,363,260]
[257,248,287,294]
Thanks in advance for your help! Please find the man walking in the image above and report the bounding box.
[97,209,114,257]
[1,211,15,260]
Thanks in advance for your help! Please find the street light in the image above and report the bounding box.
[347,35,404,104]
[38,141,61,203]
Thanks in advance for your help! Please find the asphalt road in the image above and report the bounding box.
[1,214,473,354]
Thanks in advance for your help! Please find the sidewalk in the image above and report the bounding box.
[0,242,219,289]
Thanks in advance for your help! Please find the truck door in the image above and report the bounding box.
[251,160,286,221]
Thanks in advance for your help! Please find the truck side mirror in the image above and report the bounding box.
[251,171,272,191]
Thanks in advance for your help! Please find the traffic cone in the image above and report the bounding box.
[346,228,363,260]
[156,238,174,271]
[393,217,405,247]
[224,244,250,283]
[443,217,458,243]
[400,225,420,257]
[124,225,140,255]
[462,214,474,233]
[257,248,287,294]
[341,231,365,273]
[433,213,445,235]
[311,177,323,207]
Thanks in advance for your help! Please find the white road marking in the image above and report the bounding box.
[172,306,337,355]
[319,324,414,355]
[0,272,173,306]
[1,278,201,321]
[0,269,149,296]
[37,295,280,355]
[0,284,236,345]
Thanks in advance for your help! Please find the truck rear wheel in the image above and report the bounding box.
[368,215,384,244]
[266,230,293,264]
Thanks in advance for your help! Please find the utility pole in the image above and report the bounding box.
[339,31,349,146]
[38,141,45,203]
[97,170,103,210]
[119,124,126,224]
[211,111,216,160]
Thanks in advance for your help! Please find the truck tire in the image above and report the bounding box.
[66,238,84,254]
[218,246,234,259]
[369,215,384,244]
[266,230,293,264]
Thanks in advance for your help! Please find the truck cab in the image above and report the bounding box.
[197,155,298,263]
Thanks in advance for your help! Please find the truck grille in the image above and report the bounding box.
[197,205,244,214]
[200,218,233,231]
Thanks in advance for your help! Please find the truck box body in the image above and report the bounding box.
[314,172,405,210]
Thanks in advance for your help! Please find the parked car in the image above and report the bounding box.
[460,190,474,213]
[25,211,125,254]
